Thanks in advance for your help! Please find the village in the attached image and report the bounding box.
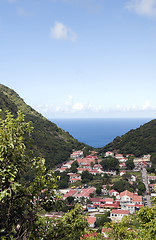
[46,149,156,236]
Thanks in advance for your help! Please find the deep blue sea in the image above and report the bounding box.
[50,118,153,148]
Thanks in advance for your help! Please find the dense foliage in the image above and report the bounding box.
[99,119,156,157]
[0,84,88,169]
[100,157,119,171]
[0,111,89,239]
[0,111,58,238]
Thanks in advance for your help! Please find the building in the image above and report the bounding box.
[105,151,114,157]
[110,209,129,221]
[119,190,143,212]
[74,188,96,200]
[70,150,83,160]
[109,189,119,197]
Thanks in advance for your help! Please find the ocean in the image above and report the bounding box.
[50,118,152,148]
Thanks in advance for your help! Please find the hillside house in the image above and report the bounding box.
[70,150,83,160]
[119,163,126,169]
[69,173,81,183]
[105,151,114,157]
[63,189,77,200]
[110,209,129,221]
[119,190,143,212]
[120,170,126,176]
[74,188,96,200]
[109,189,119,197]
[115,154,124,160]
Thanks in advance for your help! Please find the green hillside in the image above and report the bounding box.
[99,119,156,157]
[0,84,88,169]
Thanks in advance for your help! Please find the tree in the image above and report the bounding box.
[126,158,135,170]
[112,180,125,193]
[0,111,59,239]
[55,171,69,189]
[101,157,119,171]
[95,213,111,227]
[32,204,89,240]
[70,160,79,173]
[137,182,146,195]
[104,215,137,240]
[81,170,93,183]
[96,185,102,195]
[66,196,75,205]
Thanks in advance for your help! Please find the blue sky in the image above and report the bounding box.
[1,0,156,118]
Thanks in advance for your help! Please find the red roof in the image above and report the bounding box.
[70,178,81,182]
[87,216,96,225]
[120,190,133,198]
[63,189,77,198]
[86,155,97,159]
[109,189,119,194]
[80,232,97,239]
[133,195,142,202]
[116,154,123,157]
[75,188,96,198]
[77,168,87,171]
[99,201,120,209]
[90,198,101,203]
[111,209,129,215]
[88,170,99,174]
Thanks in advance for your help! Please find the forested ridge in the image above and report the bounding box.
[0,84,87,169]
[99,118,156,157]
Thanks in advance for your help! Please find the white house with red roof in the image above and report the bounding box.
[118,157,127,163]
[59,167,68,172]
[100,198,114,204]
[99,200,120,211]
[109,189,119,197]
[63,189,77,200]
[102,170,117,176]
[105,151,114,157]
[70,150,83,160]
[61,161,74,169]
[119,190,143,212]
[74,187,96,200]
[92,164,102,170]
[110,209,129,221]
[120,170,126,176]
[89,198,101,205]
[119,163,126,169]
[68,173,81,183]
[115,154,124,159]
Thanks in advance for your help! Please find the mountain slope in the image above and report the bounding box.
[99,119,156,157]
[0,84,88,169]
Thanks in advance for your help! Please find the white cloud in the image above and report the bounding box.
[142,100,150,110]
[126,0,156,17]
[35,98,156,118]
[115,100,153,112]
[72,102,84,111]
[50,22,77,42]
